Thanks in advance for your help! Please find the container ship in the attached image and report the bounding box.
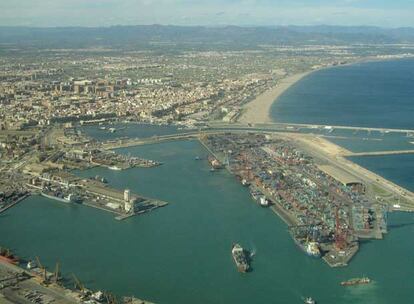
[231,243,250,272]
[340,277,371,286]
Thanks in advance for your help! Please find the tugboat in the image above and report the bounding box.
[304,296,316,304]
[340,277,371,286]
[231,243,250,273]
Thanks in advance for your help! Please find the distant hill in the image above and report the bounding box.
[0,25,413,50]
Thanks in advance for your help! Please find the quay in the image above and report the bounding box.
[198,131,413,267]
[0,254,156,304]
[0,193,30,215]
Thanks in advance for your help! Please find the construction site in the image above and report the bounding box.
[200,132,392,267]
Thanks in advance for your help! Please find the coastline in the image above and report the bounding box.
[238,71,312,124]
[238,55,414,126]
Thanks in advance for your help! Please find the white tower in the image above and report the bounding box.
[124,189,133,213]
[124,189,131,202]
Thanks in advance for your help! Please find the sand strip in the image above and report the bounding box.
[238,71,312,124]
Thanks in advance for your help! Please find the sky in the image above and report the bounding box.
[0,0,414,28]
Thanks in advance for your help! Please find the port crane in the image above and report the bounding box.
[35,256,48,285]
[53,262,60,284]
[334,207,348,250]
[104,291,119,304]
[72,273,83,290]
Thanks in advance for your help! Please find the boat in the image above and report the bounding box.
[208,156,223,169]
[241,179,250,187]
[108,166,122,171]
[340,277,371,286]
[304,297,316,304]
[259,196,269,207]
[249,187,262,201]
[290,233,321,258]
[195,156,201,160]
[41,192,71,204]
[41,191,82,204]
[231,243,250,273]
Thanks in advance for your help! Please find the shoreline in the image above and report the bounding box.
[238,71,312,124]
[237,55,414,125]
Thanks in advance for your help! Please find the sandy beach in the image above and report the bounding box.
[238,71,312,124]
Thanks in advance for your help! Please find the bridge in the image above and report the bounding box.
[209,121,414,135]
[101,122,414,157]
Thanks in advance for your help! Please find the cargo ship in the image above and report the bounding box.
[340,277,371,286]
[231,243,250,272]
[41,192,82,204]
[0,248,19,265]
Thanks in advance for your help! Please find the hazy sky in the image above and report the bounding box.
[1,0,414,27]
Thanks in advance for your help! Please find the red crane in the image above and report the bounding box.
[335,206,347,250]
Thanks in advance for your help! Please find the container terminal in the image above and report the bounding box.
[200,132,390,267]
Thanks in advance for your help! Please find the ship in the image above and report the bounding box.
[259,196,270,207]
[291,234,321,258]
[41,192,82,204]
[304,297,316,304]
[241,179,250,187]
[108,165,122,171]
[231,243,250,273]
[0,248,19,265]
[340,277,371,286]
[249,187,262,201]
[208,156,224,169]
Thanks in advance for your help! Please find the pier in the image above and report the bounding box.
[343,149,414,157]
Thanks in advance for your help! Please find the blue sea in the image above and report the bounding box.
[271,59,414,130]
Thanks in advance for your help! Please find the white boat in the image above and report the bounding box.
[259,196,269,207]
[304,297,316,304]
[108,166,122,171]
